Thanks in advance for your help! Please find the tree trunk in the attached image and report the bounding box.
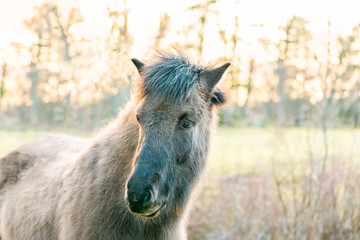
[276,59,286,127]
[298,97,305,126]
[241,59,254,117]
[28,64,39,125]
[0,63,7,122]
[354,80,360,128]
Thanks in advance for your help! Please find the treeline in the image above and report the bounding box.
[0,0,360,129]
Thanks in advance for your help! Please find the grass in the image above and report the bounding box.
[210,127,360,175]
[0,127,93,157]
[2,126,360,175]
[0,129,48,157]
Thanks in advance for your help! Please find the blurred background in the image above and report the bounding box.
[1,0,360,239]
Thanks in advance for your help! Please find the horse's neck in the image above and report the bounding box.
[81,102,139,182]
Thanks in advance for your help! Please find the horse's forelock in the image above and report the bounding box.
[136,53,205,102]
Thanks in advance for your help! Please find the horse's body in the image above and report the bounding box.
[0,53,229,240]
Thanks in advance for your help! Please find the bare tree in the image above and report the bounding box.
[50,6,82,63]
[188,0,217,57]
[330,23,360,127]
[107,0,132,85]
[275,16,312,126]
[105,0,133,116]
[23,5,53,124]
[217,15,242,104]
[0,62,6,101]
[12,3,83,125]
[0,62,6,121]
[313,20,332,207]
[242,58,254,115]
[154,13,170,49]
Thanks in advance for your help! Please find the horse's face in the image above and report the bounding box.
[125,56,229,219]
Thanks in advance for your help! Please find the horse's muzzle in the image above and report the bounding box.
[125,193,166,219]
[125,182,166,218]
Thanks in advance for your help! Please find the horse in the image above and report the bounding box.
[0,52,230,240]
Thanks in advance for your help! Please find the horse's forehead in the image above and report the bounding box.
[137,98,179,118]
[139,93,204,113]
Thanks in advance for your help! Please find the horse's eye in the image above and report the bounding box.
[182,121,193,129]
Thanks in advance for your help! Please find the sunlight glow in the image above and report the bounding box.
[1,0,360,106]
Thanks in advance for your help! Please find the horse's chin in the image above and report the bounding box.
[130,202,166,219]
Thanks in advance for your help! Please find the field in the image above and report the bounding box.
[1,127,360,239]
[3,127,359,173]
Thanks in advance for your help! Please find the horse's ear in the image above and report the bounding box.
[201,62,230,89]
[131,58,145,75]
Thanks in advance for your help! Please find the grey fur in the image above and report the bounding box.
[138,52,204,102]
[0,52,229,240]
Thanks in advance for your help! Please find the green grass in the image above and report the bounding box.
[0,127,93,158]
[210,127,360,175]
[0,129,47,157]
[1,127,360,175]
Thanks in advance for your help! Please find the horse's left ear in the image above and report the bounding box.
[201,62,230,89]
[131,58,145,75]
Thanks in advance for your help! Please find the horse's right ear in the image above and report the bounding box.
[131,58,145,75]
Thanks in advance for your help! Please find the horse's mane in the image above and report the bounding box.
[137,52,206,102]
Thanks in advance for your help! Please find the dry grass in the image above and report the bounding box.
[188,127,360,240]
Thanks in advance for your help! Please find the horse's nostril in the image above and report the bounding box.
[176,157,185,164]
[129,192,140,203]
[128,187,153,206]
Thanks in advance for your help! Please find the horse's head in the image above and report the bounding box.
[125,53,229,219]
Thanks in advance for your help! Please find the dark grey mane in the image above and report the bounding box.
[138,53,205,102]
